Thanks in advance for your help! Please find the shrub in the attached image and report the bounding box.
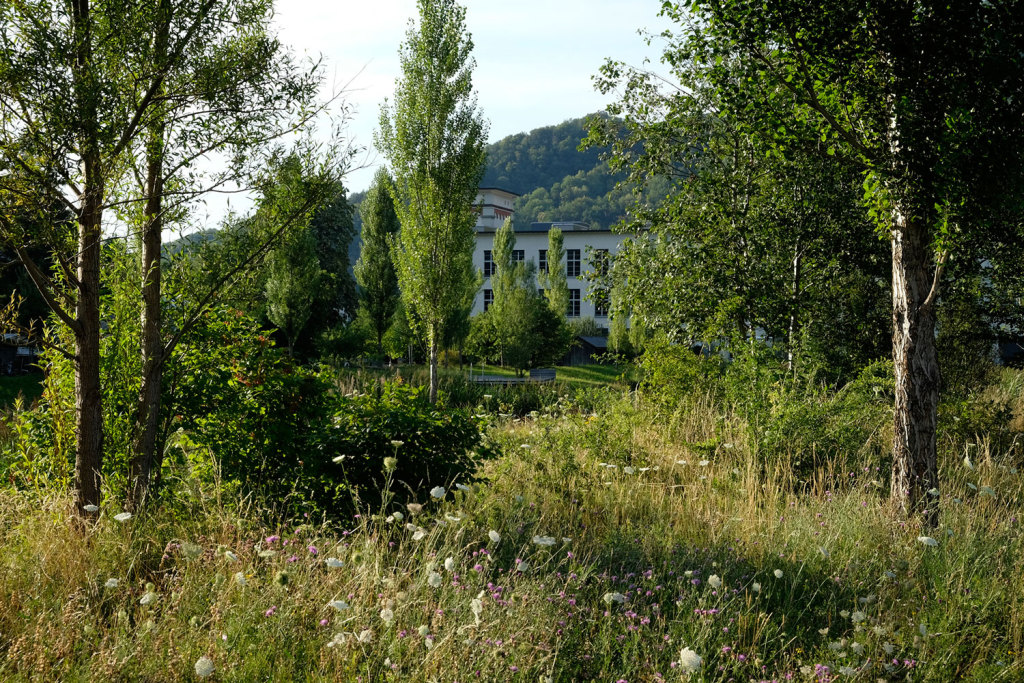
[170,308,485,515]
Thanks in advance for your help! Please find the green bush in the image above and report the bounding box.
[170,307,485,515]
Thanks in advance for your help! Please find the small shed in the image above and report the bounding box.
[563,335,608,366]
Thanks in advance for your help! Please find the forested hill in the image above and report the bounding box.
[483,115,669,231]
[352,115,667,235]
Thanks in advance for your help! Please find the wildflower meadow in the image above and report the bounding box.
[1,362,1022,681]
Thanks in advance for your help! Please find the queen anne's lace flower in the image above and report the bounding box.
[678,647,702,673]
[113,512,132,522]
[194,656,215,678]
[488,530,501,543]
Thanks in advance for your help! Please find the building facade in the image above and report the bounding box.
[471,188,630,325]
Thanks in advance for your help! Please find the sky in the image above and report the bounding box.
[269,0,673,195]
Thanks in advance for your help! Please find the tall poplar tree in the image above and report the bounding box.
[355,169,401,354]
[377,0,488,403]
[540,226,569,318]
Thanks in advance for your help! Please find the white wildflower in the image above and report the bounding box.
[234,572,247,586]
[427,571,442,588]
[456,483,471,492]
[113,512,132,522]
[774,569,784,579]
[883,642,895,654]
[325,557,344,568]
[412,528,427,541]
[328,600,350,611]
[840,610,850,618]
[194,656,215,678]
[224,550,238,562]
[515,559,529,572]
[917,536,939,547]
[430,486,446,499]
[357,629,373,644]
[623,466,635,474]
[445,512,464,522]
[751,582,761,594]
[391,511,404,521]
[698,460,710,467]
[139,591,158,605]
[380,608,394,624]
[418,625,430,637]
[678,646,702,673]
[532,535,556,547]
[851,611,866,623]
[488,530,501,543]
[603,592,627,604]
[707,574,722,589]
[964,454,974,470]
[390,440,404,448]
[82,504,99,513]
[425,635,434,649]
[470,598,483,622]
[104,578,119,589]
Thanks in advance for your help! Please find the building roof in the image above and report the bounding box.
[578,336,608,349]
[477,187,520,197]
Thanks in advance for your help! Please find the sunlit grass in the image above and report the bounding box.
[0,386,1021,680]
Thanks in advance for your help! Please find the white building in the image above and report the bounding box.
[471,188,630,325]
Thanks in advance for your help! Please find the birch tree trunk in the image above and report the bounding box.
[890,208,941,526]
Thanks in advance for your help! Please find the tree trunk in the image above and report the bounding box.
[75,169,104,514]
[129,117,166,509]
[72,0,103,516]
[787,240,802,373]
[428,325,439,403]
[128,3,170,510]
[890,209,941,526]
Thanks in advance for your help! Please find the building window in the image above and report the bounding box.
[538,249,548,273]
[567,249,581,277]
[483,250,493,277]
[538,288,545,298]
[594,292,609,317]
[512,249,524,263]
[569,289,580,317]
[591,249,610,276]
[483,289,493,311]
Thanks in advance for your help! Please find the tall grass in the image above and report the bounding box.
[0,374,1022,680]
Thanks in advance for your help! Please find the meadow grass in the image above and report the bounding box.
[0,386,1021,681]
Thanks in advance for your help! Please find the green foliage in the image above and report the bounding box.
[355,169,401,353]
[538,226,569,319]
[377,0,487,398]
[169,306,483,514]
[265,228,323,354]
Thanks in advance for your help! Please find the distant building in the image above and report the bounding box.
[471,188,630,324]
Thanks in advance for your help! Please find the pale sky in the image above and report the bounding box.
[270,0,672,194]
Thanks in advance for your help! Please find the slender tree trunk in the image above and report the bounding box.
[72,0,103,515]
[128,2,170,510]
[75,167,104,513]
[890,209,941,526]
[428,324,439,403]
[129,118,166,509]
[787,240,802,373]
